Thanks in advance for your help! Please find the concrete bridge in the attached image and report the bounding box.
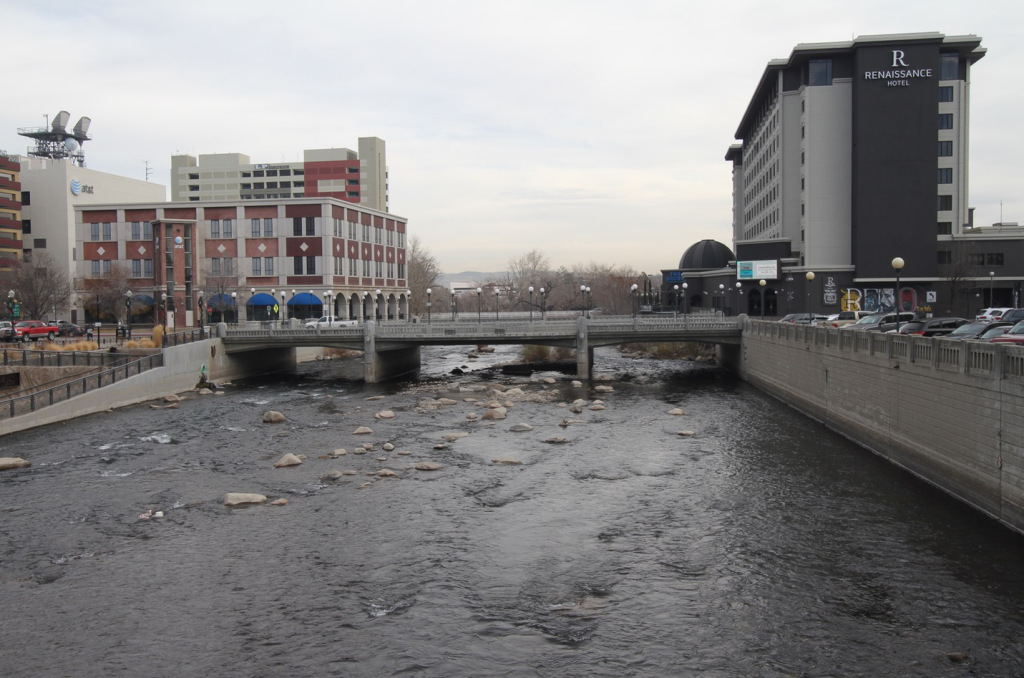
[218,314,742,382]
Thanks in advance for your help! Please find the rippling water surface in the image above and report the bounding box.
[2,346,1024,677]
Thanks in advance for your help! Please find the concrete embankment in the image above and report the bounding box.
[727,317,1024,535]
[0,339,302,436]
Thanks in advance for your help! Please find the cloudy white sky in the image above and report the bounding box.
[3,0,1022,274]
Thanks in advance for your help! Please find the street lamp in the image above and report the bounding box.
[528,285,534,322]
[280,290,287,323]
[162,293,168,330]
[495,289,500,320]
[805,271,815,315]
[324,290,333,319]
[476,287,482,324]
[759,279,766,320]
[125,291,133,340]
[718,283,725,312]
[989,270,995,308]
[362,291,369,320]
[631,283,638,318]
[426,287,432,324]
[682,282,688,315]
[673,284,679,314]
[892,257,905,332]
[452,291,457,321]
[230,292,236,325]
[540,287,546,320]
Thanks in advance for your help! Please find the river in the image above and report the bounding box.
[2,345,1023,677]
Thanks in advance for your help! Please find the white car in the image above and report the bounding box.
[304,316,358,329]
[976,307,1012,322]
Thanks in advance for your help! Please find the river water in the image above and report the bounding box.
[2,345,1024,677]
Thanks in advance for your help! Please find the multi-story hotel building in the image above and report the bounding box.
[75,197,408,329]
[0,154,22,270]
[170,138,388,212]
[689,32,1024,317]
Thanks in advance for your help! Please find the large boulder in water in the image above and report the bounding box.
[224,493,267,507]
[263,411,286,423]
[0,457,30,471]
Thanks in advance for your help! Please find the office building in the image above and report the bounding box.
[170,138,388,212]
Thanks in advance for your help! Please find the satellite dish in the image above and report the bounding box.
[64,138,80,152]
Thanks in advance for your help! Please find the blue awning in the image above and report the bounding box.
[131,294,154,305]
[288,292,323,306]
[247,292,278,306]
[206,293,237,308]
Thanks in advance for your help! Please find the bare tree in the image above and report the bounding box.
[940,239,978,317]
[78,261,134,322]
[501,249,550,310]
[201,264,243,322]
[407,235,441,315]
[9,252,73,321]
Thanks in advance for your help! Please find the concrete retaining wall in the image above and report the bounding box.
[733,317,1024,534]
[0,339,296,436]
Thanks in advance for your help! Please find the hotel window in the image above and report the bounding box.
[349,258,358,275]
[937,221,952,235]
[102,260,112,274]
[937,250,952,265]
[264,257,274,275]
[251,218,261,237]
[397,262,406,279]
[968,253,985,266]
[387,230,394,246]
[252,258,262,276]
[305,217,315,236]
[211,220,221,238]
[398,231,405,248]
[937,195,953,211]
[362,224,370,241]
[940,53,958,80]
[375,261,383,278]
[938,113,953,130]
[362,259,371,276]
[938,86,954,102]
[144,259,153,277]
[223,219,232,238]
[102,223,112,240]
[808,59,832,86]
[937,168,953,184]
[131,222,141,240]
[938,140,953,157]
[91,261,100,276]
[212,258,221,275]
[986,253,1004,266]
[132,259,141,277]
[306,256,315,274]
[293,217,303,236]
[263,218,273,237]
[349,221,357,239]
[387,262,395,278]
[375,227,382,244]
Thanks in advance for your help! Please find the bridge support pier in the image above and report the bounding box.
[363,320,422,383]
[575,316,593,380]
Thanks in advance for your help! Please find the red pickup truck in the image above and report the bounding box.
[13,320,59,341]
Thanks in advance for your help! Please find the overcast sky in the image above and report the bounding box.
[3,0,1022,274]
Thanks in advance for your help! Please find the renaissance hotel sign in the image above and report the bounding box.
[864,50,933,87]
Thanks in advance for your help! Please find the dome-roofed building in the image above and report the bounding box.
[679,239,735,271]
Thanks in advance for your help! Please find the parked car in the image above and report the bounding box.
[56,320,87,336]
[778,312,829,325]
[944,321,1013,341]
[13,320,59,341]
[977,325,1012,341]
[303,316,358,329]
[990,321,1024,345]
[0,320,13,341]
[828,310,873,328]
[894,317,969,337]
[844,311,916,332]
[996,309,1024,326]
[976,307,1012,321]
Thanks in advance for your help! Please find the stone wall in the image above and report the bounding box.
[732,318,1024,535]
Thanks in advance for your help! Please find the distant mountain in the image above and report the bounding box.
[436,271,506,285]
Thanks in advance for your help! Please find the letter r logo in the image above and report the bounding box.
[892,50,908,67]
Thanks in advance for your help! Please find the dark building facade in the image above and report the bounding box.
[667,32,1023,318]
